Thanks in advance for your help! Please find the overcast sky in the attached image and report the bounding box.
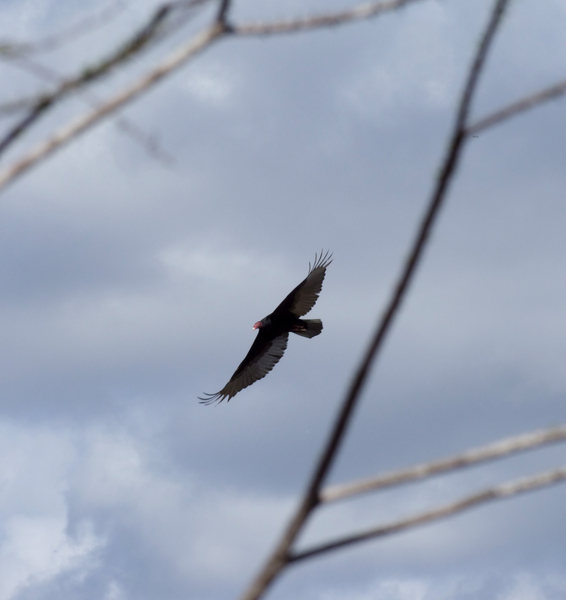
[0,0,565,599]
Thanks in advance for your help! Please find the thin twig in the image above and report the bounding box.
[0,60,60,116]
[232,0,421,35]
[0,0,128,58]
[0,96,53,157]
[4,55,174,164]
[292,466,566,563]
[0,0,429,190]
[322,425,566,503]
[113,117,175,165]
[0,0,208,158]
[238,1,510,599]
[0,23,222,190]
[216,0,232,25]
[468,78,566,135]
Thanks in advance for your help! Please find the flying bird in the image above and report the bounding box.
[199,251,332,404]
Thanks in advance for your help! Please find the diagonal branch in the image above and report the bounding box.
[0,0,427,191]
[232,0,423,36]
[0,23,223,190]
[216,0,232,25]
[5,55,174,164]
[468,78,566,135]
[0,0,414,117]
[238,1,510,599]
[0,0,209,158]
[0,96,54,157]
[0,0,128,58]
[321,424,566,503]
[291,465,566,563]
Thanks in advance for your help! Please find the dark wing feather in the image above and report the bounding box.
[273,250,333,317]
[199,331,289,405]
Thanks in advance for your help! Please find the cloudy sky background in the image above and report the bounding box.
[0,0,565,598]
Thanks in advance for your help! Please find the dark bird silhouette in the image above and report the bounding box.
[199,251,332,404]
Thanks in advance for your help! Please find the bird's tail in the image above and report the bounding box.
[293,319,323,338]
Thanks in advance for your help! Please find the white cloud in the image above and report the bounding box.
[0,422,102,600]
[319,578,431,600]
[70,418,294,586]
[1,0,566,598]
[104,580,127,600]
[0,516,99,600]
[181,61,242,107]
[497,573,566,600]
[340,2,460,122]
[159,244,255,283]
[0,416,293,595]
[498,574,546,600]
[311,573,566,600]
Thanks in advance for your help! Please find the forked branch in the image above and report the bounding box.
[0,0,426,191]
[468,78,566,134]
[238,1,510,599]
[0,1,563,599]
[292,465,566,563]
[321,424,566,503]
[0,0,209,157]
[0,0,127,58]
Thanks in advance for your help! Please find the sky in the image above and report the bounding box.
[0,0,565,598]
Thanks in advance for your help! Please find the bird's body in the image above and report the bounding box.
[199,251,332,404]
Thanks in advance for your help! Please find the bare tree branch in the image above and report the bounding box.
[0,0,427,192]
[468,78,566,135]
[0,59,63,116]
[0,0,562,597]
[238,1,510,599]
[216,0,232,25]
[0,96,54,158]
[0,23,222,190]
[0,0,209,158]
[291,466,566,563]
[321,425,566,503]
[112,116,175,165]
[4,55,174,164]
[0,0,128,58]
[232,0,422,36]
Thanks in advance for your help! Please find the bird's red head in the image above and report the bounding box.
[252,321,263,330]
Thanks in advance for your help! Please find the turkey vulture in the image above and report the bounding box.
[199,251,332,404]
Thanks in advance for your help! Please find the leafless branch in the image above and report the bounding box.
[216,0,232,25]
[468,78,566,135]
[0,0,426,192]
[238,1,510,599]
[0,0,128,58]
[1,1,562,195]
[232,0,422,36]
[0,0,209,158]
[0,23,221,189]
[0,0,562,597]
[3,55,174,164]
[114,116,175,165]
[0,59,60,116]
[321,424,566,503]
[291,466,566,563]
[0,97,53,158]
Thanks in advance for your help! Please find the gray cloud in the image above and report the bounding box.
[1,0,566,598]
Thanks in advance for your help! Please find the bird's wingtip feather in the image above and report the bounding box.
[198,392,228,406]
[309,249,333,274]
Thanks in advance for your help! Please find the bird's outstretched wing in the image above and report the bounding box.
[275,250,333,317]
[199,331,289,405]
